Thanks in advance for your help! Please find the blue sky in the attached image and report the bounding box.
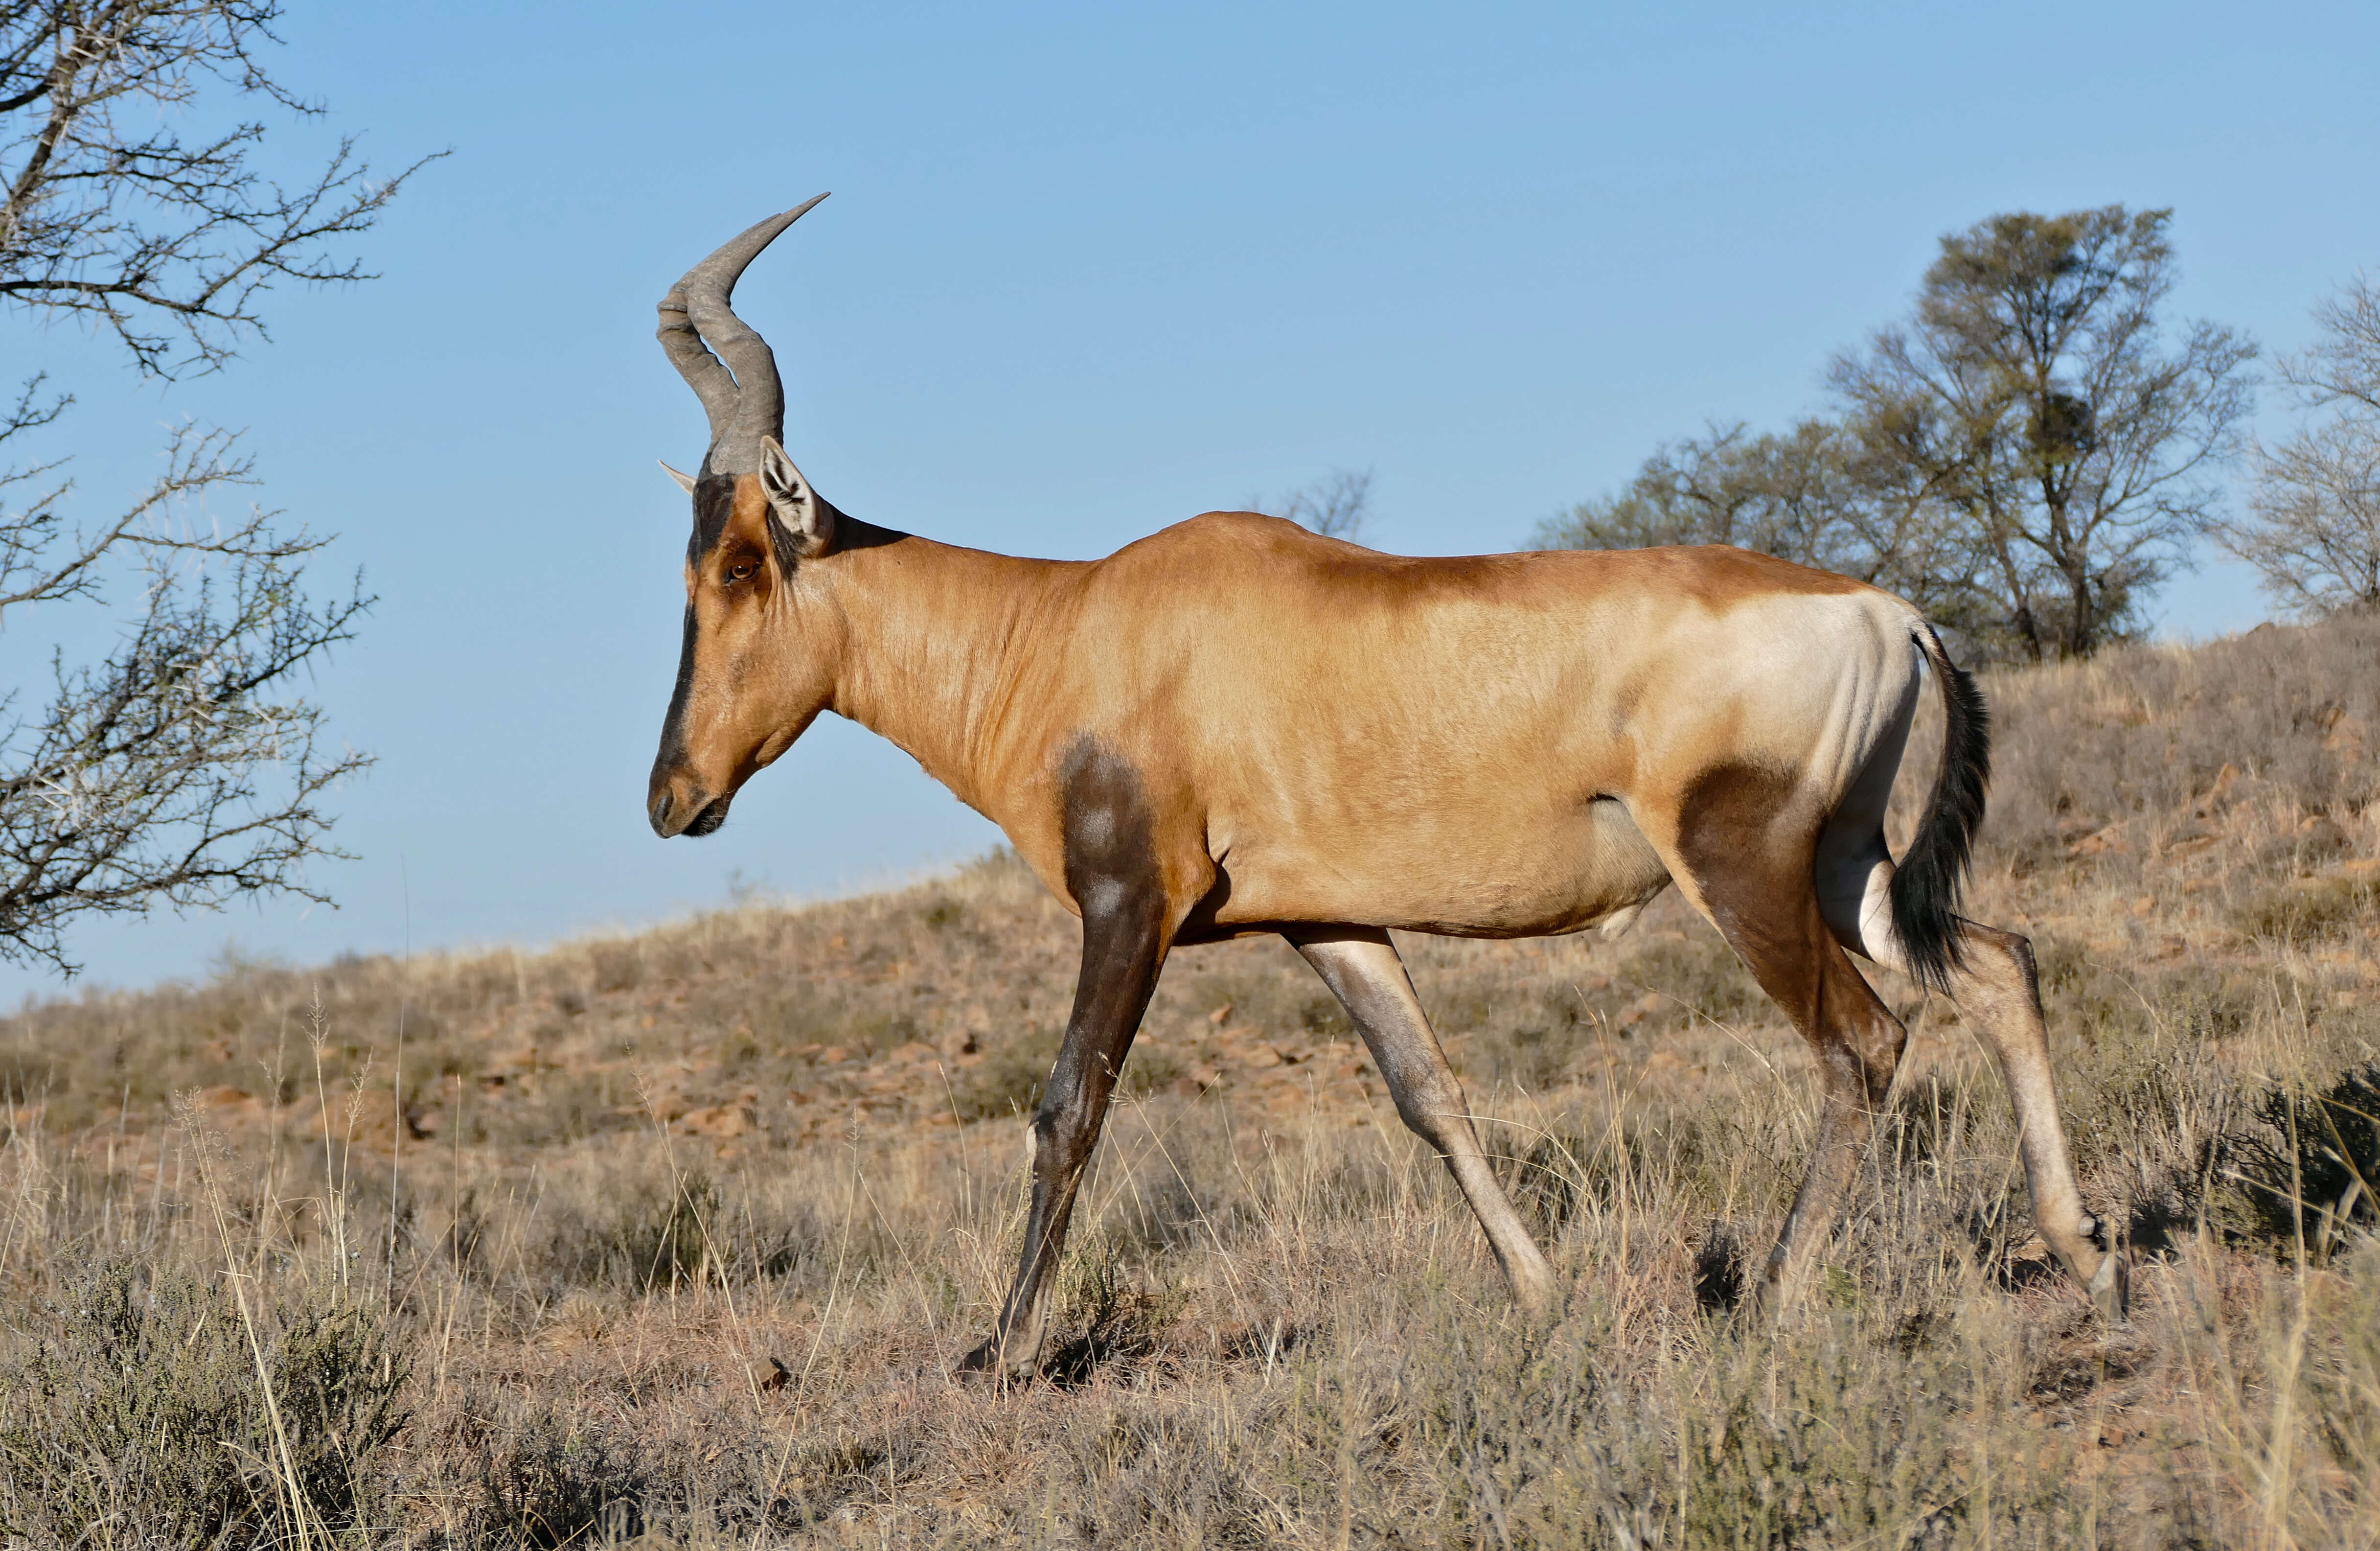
[7,0,2376,995]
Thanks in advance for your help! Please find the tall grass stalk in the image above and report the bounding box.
[175,1089,318,1551]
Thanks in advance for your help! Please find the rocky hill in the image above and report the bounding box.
[0,615,2375,1548]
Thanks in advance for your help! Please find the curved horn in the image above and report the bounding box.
[655,193,828,476]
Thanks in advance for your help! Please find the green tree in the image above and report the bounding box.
[1542,207,2256,661]
[1533,418,1995,633]
[1830,207,2254,658]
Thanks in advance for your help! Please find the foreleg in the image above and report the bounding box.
[960,744,1183,1379]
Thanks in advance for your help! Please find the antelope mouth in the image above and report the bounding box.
[649,787,733,839]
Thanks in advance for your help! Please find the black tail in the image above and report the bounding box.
[1891,626,1991,994]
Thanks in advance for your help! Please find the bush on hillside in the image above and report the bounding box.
[0,1258,408,1547]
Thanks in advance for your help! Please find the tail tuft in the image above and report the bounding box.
[1891,627,1991,994]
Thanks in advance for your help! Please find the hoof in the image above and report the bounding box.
[2086,1247,2129,1321]
[1730,1272,1786,1333]
[955,1334,1036,1386]
[1513,1280,1565,1326]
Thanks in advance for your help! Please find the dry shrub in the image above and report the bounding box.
[2221,1064,2380,1256]
[0,616,2378,1546]
[462,1399,650,1548]
[0,1258,408,1548]
[1982,614,2380,878]
[2231,874,2380,947]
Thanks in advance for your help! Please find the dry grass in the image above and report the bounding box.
[2,616,2378,1547]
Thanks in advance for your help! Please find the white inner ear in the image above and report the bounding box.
[760,437,832,556]
[760,439,810,514]
[658,459,697,493]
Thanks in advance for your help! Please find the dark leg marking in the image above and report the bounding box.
[960,738,1171,1379]
[1674,763,1908,1309]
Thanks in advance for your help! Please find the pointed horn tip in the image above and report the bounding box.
[671,193,833,300]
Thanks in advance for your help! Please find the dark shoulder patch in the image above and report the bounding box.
[1058,737,1160,923]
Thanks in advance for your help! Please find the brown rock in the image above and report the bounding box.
[2297,814,2351,857]
[290,1087,426,1152]
[682,1102,753,1139]
[1617,992,1666,1030]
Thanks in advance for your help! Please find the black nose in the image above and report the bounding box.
[648,789,675,836]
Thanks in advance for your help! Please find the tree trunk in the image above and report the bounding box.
[2063,567,2095,659]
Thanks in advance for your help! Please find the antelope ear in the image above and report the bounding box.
[658,460,697,494]
[759,436,834,557]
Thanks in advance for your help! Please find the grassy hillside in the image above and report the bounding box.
[2,616,2377,1547]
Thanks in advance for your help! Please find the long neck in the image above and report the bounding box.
[815,517,1075,815]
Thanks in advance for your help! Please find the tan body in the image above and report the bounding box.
[645,204,2122,1383]
[838,513,1879,944]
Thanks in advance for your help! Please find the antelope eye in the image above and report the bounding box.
[726,560,757,583]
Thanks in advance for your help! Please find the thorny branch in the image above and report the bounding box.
[2219,274,2380,617]
[0,0,415,973]
[0,401,373,973]
[2,0,440,377]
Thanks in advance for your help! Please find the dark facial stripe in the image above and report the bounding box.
[655,473,746,787]
[650,602,701,787]
[687,472,741,563]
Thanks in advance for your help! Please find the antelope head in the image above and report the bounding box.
[646,196,840,839]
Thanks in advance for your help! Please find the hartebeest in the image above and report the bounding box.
[646,201,2125,1379]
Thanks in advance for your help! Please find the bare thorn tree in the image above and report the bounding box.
[2285,271,2380,415]
[3,0,439,376]
[1251,467,1373,541]
[2217,273,2380,617]
[0,0,418,974]
[1548,208,2256,662]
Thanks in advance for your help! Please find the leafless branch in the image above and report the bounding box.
[2217,274,2380,618]
[2,0,441,377]
[1251,468,1373,541]
[0,507,372,972]
[0,0,410,973]
[2278,272,2380,416]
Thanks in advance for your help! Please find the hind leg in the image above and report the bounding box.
[1286,926,1561,1316]
[1819,826,2122,1316]
[1648,771,1911,1311]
